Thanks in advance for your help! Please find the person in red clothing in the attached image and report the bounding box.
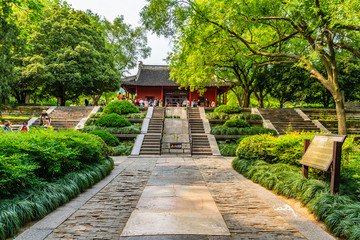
[19,121,29,131]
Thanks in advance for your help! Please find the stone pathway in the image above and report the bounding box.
[16,156,335,240]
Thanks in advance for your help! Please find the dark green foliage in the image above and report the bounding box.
[112,143,134,156]
[0,130,110,191]
[90,130,120,147]
[224,119,250,128]
[95,113,131,128]
[83,125,140,134]
[211,126,277,135]
[0,158,113,240]
[218,143,238,156]
[206,112,262,120]
[104,100,139,115]
[0,155,40,195]
[214,105,241,114]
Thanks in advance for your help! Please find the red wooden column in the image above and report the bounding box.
[189,89,192,106]
[161,86,164,105]
[215,89,218,107]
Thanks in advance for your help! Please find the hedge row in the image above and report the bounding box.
[0,158,114,240]
[211,126,277,135]
[206,112,262,120]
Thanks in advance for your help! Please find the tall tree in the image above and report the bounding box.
[31,3,120,106]
[142,0,360,135]
[0,0,43,104]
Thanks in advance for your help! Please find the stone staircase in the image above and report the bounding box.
[140,107,164,155]
[33,106,94,130]
[258,108,320,134]
[188,108,212,155]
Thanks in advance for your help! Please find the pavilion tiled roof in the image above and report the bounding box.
[122,62,231,87]
[122,64,180,87]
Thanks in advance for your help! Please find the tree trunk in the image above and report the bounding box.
[243,90,251,108]
[25,94,30,104]
[333,89,347,135]
[280,102,284,108]
[92,95,101,106]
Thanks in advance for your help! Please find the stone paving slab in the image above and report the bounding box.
[121,159,230,237]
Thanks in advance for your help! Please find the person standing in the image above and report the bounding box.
[2,121,13,132]
[197,99,201,107]
[211,100,216,108]
[192,99,196,107]
[205,98,210,107]
[19,121,29,131]
[159,99,163,107]
[40,111,51,128]
[144,98,149,107]
[84,99,89,106]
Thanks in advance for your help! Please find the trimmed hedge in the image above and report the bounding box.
[224,119,250,128]
[90,130,120,147]
[83,125,141,134]
[104,100,139,115]
[214,105,241,114]
[0,130,110,194]
[218,143,238,156]
[211,126,277,135]
[0,158,114,240]
[207,112,262,120]
[112,143,134,156]
[95,113,131,128]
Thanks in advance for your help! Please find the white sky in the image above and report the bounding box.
[65,0,172,75]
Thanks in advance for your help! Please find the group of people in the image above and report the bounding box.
[115,93,216,108]
[1,110,52,133]
[181,98,215,108]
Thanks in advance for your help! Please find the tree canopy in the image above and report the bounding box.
[141,0,360,134]
[0,0,151,106]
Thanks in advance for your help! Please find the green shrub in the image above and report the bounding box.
[206,112,262,120]
[0,158,113,240]
[112,143,134,156]
[95,113,131,128]
[224,119,250,128]
[214,105,241,114]
[236,132,318,165]
[83,125,141,134]
[0,130,110,191]
[104,100,139,115]
[122,112,146,119]
[0,155,40,195]
[211,126,277,135]
[90,130,120,147]
[218,143,238,156]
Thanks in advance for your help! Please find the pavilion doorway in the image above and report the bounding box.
[164,90,188,107]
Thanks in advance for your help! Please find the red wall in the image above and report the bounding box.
[137,86,162,100]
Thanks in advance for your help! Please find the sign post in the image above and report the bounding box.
[300,135,346,194]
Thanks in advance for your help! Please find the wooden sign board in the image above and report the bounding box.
[170,143,182,149]
[300,135,346,171]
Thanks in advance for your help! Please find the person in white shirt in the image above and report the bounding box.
[211,101,216,108]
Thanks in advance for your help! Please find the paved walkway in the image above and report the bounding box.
[16,156,335,240]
